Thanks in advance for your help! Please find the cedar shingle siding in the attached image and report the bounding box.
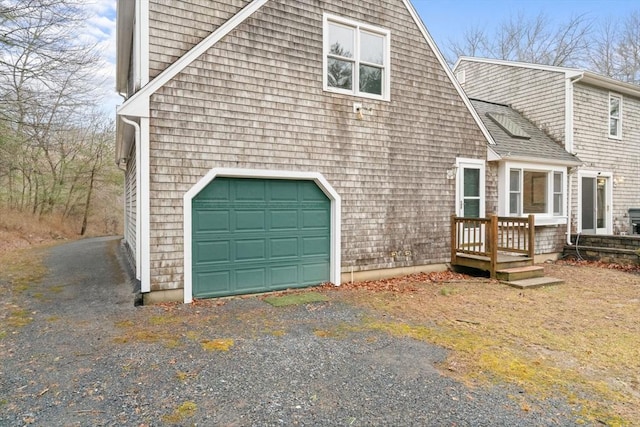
[456,61,567,144]
[143,0,488,292]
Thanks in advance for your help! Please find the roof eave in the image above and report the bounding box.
[580,72,640,98]
[115,0,135,94]
[491,154,582,167]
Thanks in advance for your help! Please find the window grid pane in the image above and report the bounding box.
[609,96,621,137]
[359,65,382,95]
[553,172,563,216]
[327,58,353,90]
[328,23,354,58]
[360,31,384,65]
[509,169,521,215]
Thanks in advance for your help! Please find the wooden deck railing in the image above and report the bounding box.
[451,215,535,275]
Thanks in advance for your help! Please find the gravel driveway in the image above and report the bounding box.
[1,237,587,426]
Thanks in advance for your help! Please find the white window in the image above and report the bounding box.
[609,94,622,139]
[323,14,390,100]
[509,169,521,215]
[553,172,563,215]
[507,166,565,220]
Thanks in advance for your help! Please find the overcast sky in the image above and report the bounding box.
[89,0,636,115]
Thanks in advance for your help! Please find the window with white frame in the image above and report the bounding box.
[609,94,622,138]
[508,167,564,217]
[324,15,390,100]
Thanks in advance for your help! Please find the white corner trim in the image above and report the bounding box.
[402,1,495,146]
[117,0,269,117]
[183,168,342,304]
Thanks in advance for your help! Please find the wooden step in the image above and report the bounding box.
[495,265,544,281]
[501,276,564,289]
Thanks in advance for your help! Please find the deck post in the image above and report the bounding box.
[527,214,535,259]
[490,215,498,278]
[450,214,457,265]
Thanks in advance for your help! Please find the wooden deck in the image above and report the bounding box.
[453,253,534,272]
[450,215,535,278]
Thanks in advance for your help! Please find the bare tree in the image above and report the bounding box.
[444,11,593,67]
[0,0,122,235]
[617,11,640,83]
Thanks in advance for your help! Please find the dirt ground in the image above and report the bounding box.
[321,262,640,426]
[1,237,638,425]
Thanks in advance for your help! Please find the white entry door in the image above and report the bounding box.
[456,159,486,251]
[456,159,485,218]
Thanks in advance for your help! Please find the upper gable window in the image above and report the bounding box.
[323,14,390,101]
[609,94,622,139]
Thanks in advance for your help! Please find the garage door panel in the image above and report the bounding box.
[197,179,230,201]
[271,237,298,258]
[302,236,330,256]
[271,265,299,286]
[301,181,327,201]
[193,178,331,298]
[235,239,266,262]
[270,210,298,230]
[195,210,230,233]
[195,240,230,264]
[235,268,266,290]
[235,210,266,231]
[235,180,266,201]
[194,271,230,297]
[302,263,330,284]
[302,209,330,229]
[270,180,299,201]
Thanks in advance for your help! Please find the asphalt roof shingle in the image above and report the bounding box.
[470,99,581,165]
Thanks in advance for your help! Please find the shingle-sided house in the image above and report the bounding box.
[115,0,494,304]
[455,57,640,249]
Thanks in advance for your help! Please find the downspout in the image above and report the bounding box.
[565,72,584,245]
[119,116,141,282]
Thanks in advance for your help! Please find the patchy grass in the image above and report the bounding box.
[201,338,234,352]
[162,401,197,424]
[0,248,47,295]
[326,265,640,426]
[5,307,34,328]
[263,291,329,307]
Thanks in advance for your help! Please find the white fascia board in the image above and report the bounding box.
[581,72,640,99]
[487,146,501,161]
[115,0,135,94]
[117,94,150,118]
[456,56,583,78]
[140,0,149,88]
[183,168,342,304]
[117,0,270,118]
[403,1,495,146]
[502,157,582,168]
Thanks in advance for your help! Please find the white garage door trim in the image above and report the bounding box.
[183,168,341,303]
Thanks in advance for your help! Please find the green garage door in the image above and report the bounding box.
[192,178,331,298]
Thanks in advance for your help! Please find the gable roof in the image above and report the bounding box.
[116,0,494,146]
[455,57,640,99]
[117,0,269,117]
[470,99,581,166]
